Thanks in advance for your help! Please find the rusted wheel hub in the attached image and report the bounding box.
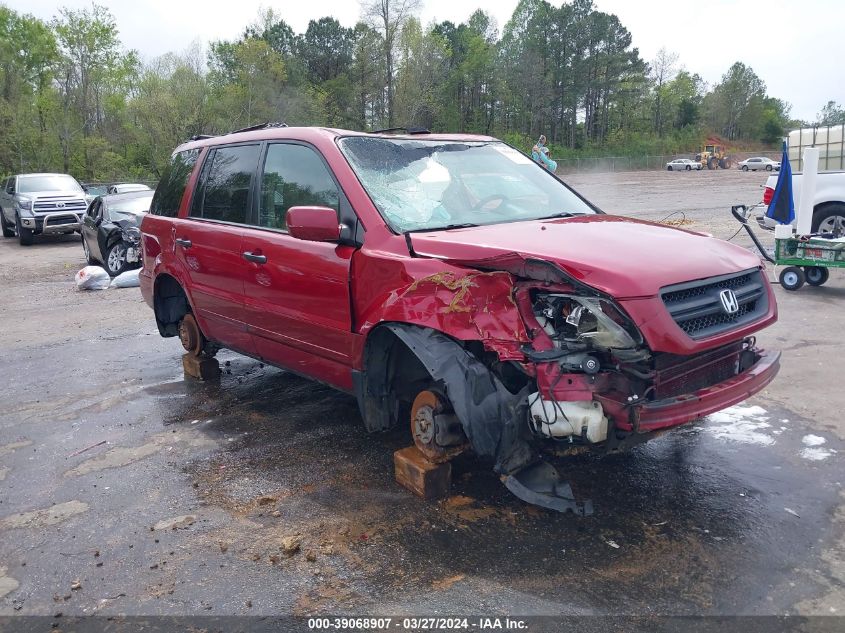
[178,313,203,357]
[410,390,466,464]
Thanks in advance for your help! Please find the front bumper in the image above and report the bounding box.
[20,212,81,234]
[595,348,781,432]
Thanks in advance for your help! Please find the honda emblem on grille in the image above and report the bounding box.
[719,289,739,314]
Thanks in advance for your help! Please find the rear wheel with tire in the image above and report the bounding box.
[15,215,33,246]
[804,266,829,286]
[685,165,691,171]
[105,242,128,276]
[779,266,805,291]
[812,203,845,235]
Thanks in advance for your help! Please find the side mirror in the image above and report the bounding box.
[286,206,341,242]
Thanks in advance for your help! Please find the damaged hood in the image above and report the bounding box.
[409,215,763,298]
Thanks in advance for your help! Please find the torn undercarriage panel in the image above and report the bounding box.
[382,324,592,515]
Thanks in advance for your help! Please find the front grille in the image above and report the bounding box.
[33,196,87,213]
[661,269,768,339]
[652,342,743,400]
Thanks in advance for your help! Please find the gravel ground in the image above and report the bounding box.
[0,169,842,630]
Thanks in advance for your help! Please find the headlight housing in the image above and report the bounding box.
[16,197,32,211]
[532,293,641,350]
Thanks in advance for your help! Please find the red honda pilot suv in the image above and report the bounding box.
[140,126,780,513]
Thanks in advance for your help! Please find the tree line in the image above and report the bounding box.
[0,0,840,181]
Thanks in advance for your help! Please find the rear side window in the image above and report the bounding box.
[150,149,199,217]
[258,143,339,231]
[191,144,261,225]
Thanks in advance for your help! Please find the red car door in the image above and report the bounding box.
[174,143,262,356]
[240,142,355,390]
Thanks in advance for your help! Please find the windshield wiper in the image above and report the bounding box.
[406,222,480,233]
[441,222,479,230]
[539,211,581,220]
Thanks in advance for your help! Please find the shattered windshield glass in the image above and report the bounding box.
[338,137,596,233]
[108,193,153,224]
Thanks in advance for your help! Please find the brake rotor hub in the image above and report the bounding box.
[178,314,203,356]
[410,390,466,464]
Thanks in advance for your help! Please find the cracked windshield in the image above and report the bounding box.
[339,137,596,232]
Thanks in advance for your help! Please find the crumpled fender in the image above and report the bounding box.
[354,254,530,361]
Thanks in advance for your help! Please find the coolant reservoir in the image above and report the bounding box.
[529,396,608,443]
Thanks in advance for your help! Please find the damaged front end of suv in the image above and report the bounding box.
[355,254,779,516]
[338,134,781,515]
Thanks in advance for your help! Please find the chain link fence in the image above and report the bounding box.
[82,179,158,191]
[554,150,783,174]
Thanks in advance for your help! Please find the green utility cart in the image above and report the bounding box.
[731,204,843,291]
[773,235,845,290]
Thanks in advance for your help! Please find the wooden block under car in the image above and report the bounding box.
[182,353,221,381]
[394,446,452,500]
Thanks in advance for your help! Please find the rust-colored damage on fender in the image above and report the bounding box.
[359,266,529,361]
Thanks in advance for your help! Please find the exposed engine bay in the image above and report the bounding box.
[524,292,650,445]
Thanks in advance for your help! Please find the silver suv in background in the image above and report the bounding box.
[0,173,88,245]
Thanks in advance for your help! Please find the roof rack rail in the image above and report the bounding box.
[229,121,288,135]
[187,122,288,143]
[372,126,430,135]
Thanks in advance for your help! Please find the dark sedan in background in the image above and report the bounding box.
[81,190,153,276]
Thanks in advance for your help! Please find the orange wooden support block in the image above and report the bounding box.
[182,353,221,381]
[394,445,452,500]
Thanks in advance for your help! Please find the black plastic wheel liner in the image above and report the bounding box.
[385,324,592,515]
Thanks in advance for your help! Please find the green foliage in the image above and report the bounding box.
[817,101,845,126]
[0,2,831,182]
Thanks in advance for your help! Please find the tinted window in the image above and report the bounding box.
[150,149,199,217]
[17,174,82,193]
[191,145,260,224]
[86,199,100,218]
[258,144,339,230]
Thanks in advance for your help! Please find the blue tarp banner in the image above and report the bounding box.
[766,141,794,224]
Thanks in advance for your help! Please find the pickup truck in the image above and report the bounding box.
[0,173,88,245]
[762,171,845,234]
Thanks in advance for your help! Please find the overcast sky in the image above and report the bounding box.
[10,0,843,121]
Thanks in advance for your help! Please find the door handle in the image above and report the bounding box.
[175,237,192,248]
[242,251,267,264]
